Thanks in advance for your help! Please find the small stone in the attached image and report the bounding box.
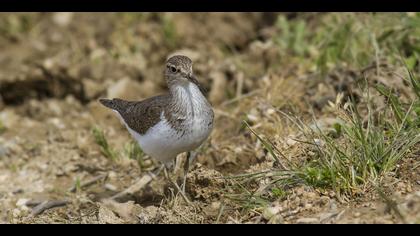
[0,110,20,129]
[304,203,313,209]
[16,198,30,207]
[211,201,221,210]
[234,147,243,154]
[266,108,276,116]
[247,114,259,123]
[268,214,284,224]
[43,58,55,70]
[296,217,318,224]
[304,191,318,199]
[12,209,21,218]
[286,138,297,146]
[108,171,118,180]
[262,206,281,220]
[406,184,413,193]
[314,139,324,147]
[104,184,118,192]
[295,187,305,196]
[52,12,73,27]
[48,118,66,129]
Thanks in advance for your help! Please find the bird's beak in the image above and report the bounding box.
[187,74,198,83]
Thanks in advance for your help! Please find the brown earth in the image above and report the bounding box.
[0,13,419,224]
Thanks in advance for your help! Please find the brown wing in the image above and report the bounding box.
[100,95,169,135]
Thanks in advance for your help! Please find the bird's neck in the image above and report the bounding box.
[168,82,209,117]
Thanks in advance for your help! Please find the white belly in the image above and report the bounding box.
[123,112,212,164]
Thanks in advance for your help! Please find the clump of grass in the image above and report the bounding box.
[232,68,420,202]
[124,141,150,170]
[161,14,179,49]
[92,126,153,170]
[273,13,420,75]
[92,126,118,161]
[274,15,310,57]
[0,13,39,40]
[74,177,82,193]
[295,97,419,196]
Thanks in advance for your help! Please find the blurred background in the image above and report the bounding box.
[0,13,419,224]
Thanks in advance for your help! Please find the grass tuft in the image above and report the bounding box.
[92,126,118,161]
[288,82,420,196]
[161,14,179,49]
[231,79,420,203]
[124,141,150,170]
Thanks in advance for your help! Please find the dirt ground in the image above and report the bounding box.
[0,13,419,224]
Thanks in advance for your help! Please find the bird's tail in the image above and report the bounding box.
[99,98,118,110]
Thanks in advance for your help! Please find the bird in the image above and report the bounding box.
[99,55,214,197]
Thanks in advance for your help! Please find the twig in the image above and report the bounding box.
[31,200,70,217]
[68,173,108,193]
[221,89,262,106]
[235,72,244,99]
[215,203,225,224]
[110,166,163,201]
[213,108,238,120]
[360,63,388,75]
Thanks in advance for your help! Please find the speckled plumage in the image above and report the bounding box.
[99,55,214,163]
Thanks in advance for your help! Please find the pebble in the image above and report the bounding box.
[12,209,21,218]
[262,206,281,220]
[108,171,118,180]
[286,138,297,146]
[296,217,318,224]
[16,198,30,207]
[52,12,74,27]
[104,184,118,192]
[304,191,318,199]
[268,215,284,224]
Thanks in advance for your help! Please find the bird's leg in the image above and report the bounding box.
[151,164,165,179]
[181,151,196,192]
[163,165,193,206]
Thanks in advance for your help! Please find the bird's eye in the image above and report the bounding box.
[170,66,177,73]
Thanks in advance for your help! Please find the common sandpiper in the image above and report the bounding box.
[99,55,214,195]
